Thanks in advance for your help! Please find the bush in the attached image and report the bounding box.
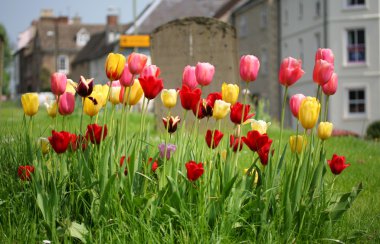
[366,120,380,139]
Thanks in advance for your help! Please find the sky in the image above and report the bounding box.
[0,0,152,48]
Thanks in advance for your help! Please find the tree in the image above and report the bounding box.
[0,23,12,98]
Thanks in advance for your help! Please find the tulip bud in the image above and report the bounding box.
[93,84,109,107]
[141,65,160,79]
[162,116,181,134]
[289,94,306,119]
[313,59,334,86]
[65,80,76,95]
[212,99,231,120]
[298,97,320,129]
[119,64,134,87]
[239,55,260,82]
[83,92,103,117]
[289,135,307,154]
[76,76,94,98]
[109,86,121,105]
[247,119,271,134]
[105,53,126,81]
[128,52,148,75]
[315,48,334,65]
[45,100,58,118]
[318,122,333,140]
[51,72,67,96]
[182,65,198,89]
[21,93,39,117]
[119,79,144,106]
[37,137,50,155]
[58,92,75,116]
[221,83,239,105]
[195,62,215,86]
[278,57,305,87]
[328,154,350,175]
[161,89,178,108]
[322,73,338,96]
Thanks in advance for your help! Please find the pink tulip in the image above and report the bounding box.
[182,65,198,89]
[313,59,334,86]
[128,52,148,75]
[119,64,134,87]
[141,65,160,79]
[278,57,305,87]
[315,48,334,65]
[51,73,67,96]
[107,80,121,87]
[289,94,306,118]
[58,92,75,115]
[195,62,215,86]
[322,73,338,96]
[239,55,260,82]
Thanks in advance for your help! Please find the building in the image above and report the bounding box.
[281,0,380,135]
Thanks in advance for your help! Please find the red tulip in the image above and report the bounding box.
[230,135,243,152]
[58,92,75,115]
[51,72,67,96]
[128,52,148,75]
[278,57,305,87]
[185,161,204,181]
[179,85,202,111]
[138,75,164,100]
[120,156,131,175]
[230,102,255,124]
[195,62,215,86]
[242,130,270,152]
[257,140,273,166]
[48,130,71,154]
[240,55,260,82]
[86,124,108,144]
[69,134,87,151]
[315,48,334,65]
[328,154,350,175]
[322,73,338,96]
[162,116,181,134]
[18,165,35,181]
[289,94,306,118]
[313,59,334,86]
[182,65,198,89]
[148,157,159,172]
[141,65,160,79]
[205,129,224,149]
[119,64,134,87]
[192,92,222,119]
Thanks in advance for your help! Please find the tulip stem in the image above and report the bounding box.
[278,86,289,163]
[162,109,171,188]
[324,96,330,122]
[79,100,84,134]
[55,95,60,129]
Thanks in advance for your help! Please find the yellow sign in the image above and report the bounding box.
[119,35,150,48]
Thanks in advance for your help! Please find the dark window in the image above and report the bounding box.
[348,0,365,6]
[348,89,366,113]
[347,29,365,62]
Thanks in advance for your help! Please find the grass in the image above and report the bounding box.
[0,100,379,243]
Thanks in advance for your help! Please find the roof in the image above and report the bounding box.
[213,0,244,19]
[72,32,113,64]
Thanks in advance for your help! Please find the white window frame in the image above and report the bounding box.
[344,28,366,66]
[76,28,90,47]
[57,55,69,74]
[345,0,366,9]
[343,84,369,119]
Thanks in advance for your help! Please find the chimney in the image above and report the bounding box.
[56,16,69,24]
[72,15,81,24]
[106,6,119,26]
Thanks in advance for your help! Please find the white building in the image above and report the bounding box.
[281,0,380,135]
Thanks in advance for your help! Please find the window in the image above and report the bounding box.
[57,55,69,74]
[76,28,90,47]
[261,48,268,75]
[315,0,321,17]
[348,89,366,114]
[347,29,365,63]
[260,6,268,29]
[238,16,247,38]
[347,0,365,6]
[299,1,303,20]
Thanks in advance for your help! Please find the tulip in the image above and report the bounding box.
[65,80,76,95]
[162,116,181,134]
[51,72,67,96]
[244,168,259,183]
[69,134,87,151]
[299,97,321,129]
[128,52,148,75]
[119,64,134,87]
[18,165,35,181]
[45,100,57,118]
[141,65,160,79]
[221,149,227,160]
[289,94,306,118]
[86,124,108,144]
[161,89,178,108]
[289,135,307,154]
[240,55,260,82]
[93,84,109,107]
[21,93,39,117]
[48,130,71,154]
[119,80,144,106]
[322,73,338,96]
[72,76,94,98]
[205,129,224,149]
[192,92,222,119]
[147,158,159,172]
[37,137,50,155]
[230,135,243,152]
[105,53,126,81]
[158,143,177,160]
[221,83,239,105]
[242,130,270,152]
[195,62,215,86]
[257,140,273,166]
[120,156,130,175]
[185,161,204,181]
[318,122,333,140]
[138,75,164,100]
[245,119,271,134]
[182,65,198,89]
[179,85,202,110]
[278,57,305,87]
[315,48,334,65]
[83,92,103,117]
[109,86,121,105]
[213,100,231,120]
[58,92,75,116]
[313,59,334,86]
[230,102,255,124]
[328,154,350,175]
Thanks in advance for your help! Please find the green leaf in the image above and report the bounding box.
[68,221,88,243]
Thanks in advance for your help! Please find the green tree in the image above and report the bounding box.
[0,23,12,97]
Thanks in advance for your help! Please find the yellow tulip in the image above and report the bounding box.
[298,97,320,129]
[213,99,231,120]
[45,100,57,118]
[318,122,333,140]
[109,86,121,105]
[120,79,144,106]
[21,93,39,116]
[83,91,103,117]
[289,135,307,154]
[246,119,271,134]
[65,79,76,95]
[221,149,227,160]
[243,168,259,183]
[37,137,50,155]
[105,53,126,81]
[221,83,239,105]
[93,84,109,107]
[161,89,178,108]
